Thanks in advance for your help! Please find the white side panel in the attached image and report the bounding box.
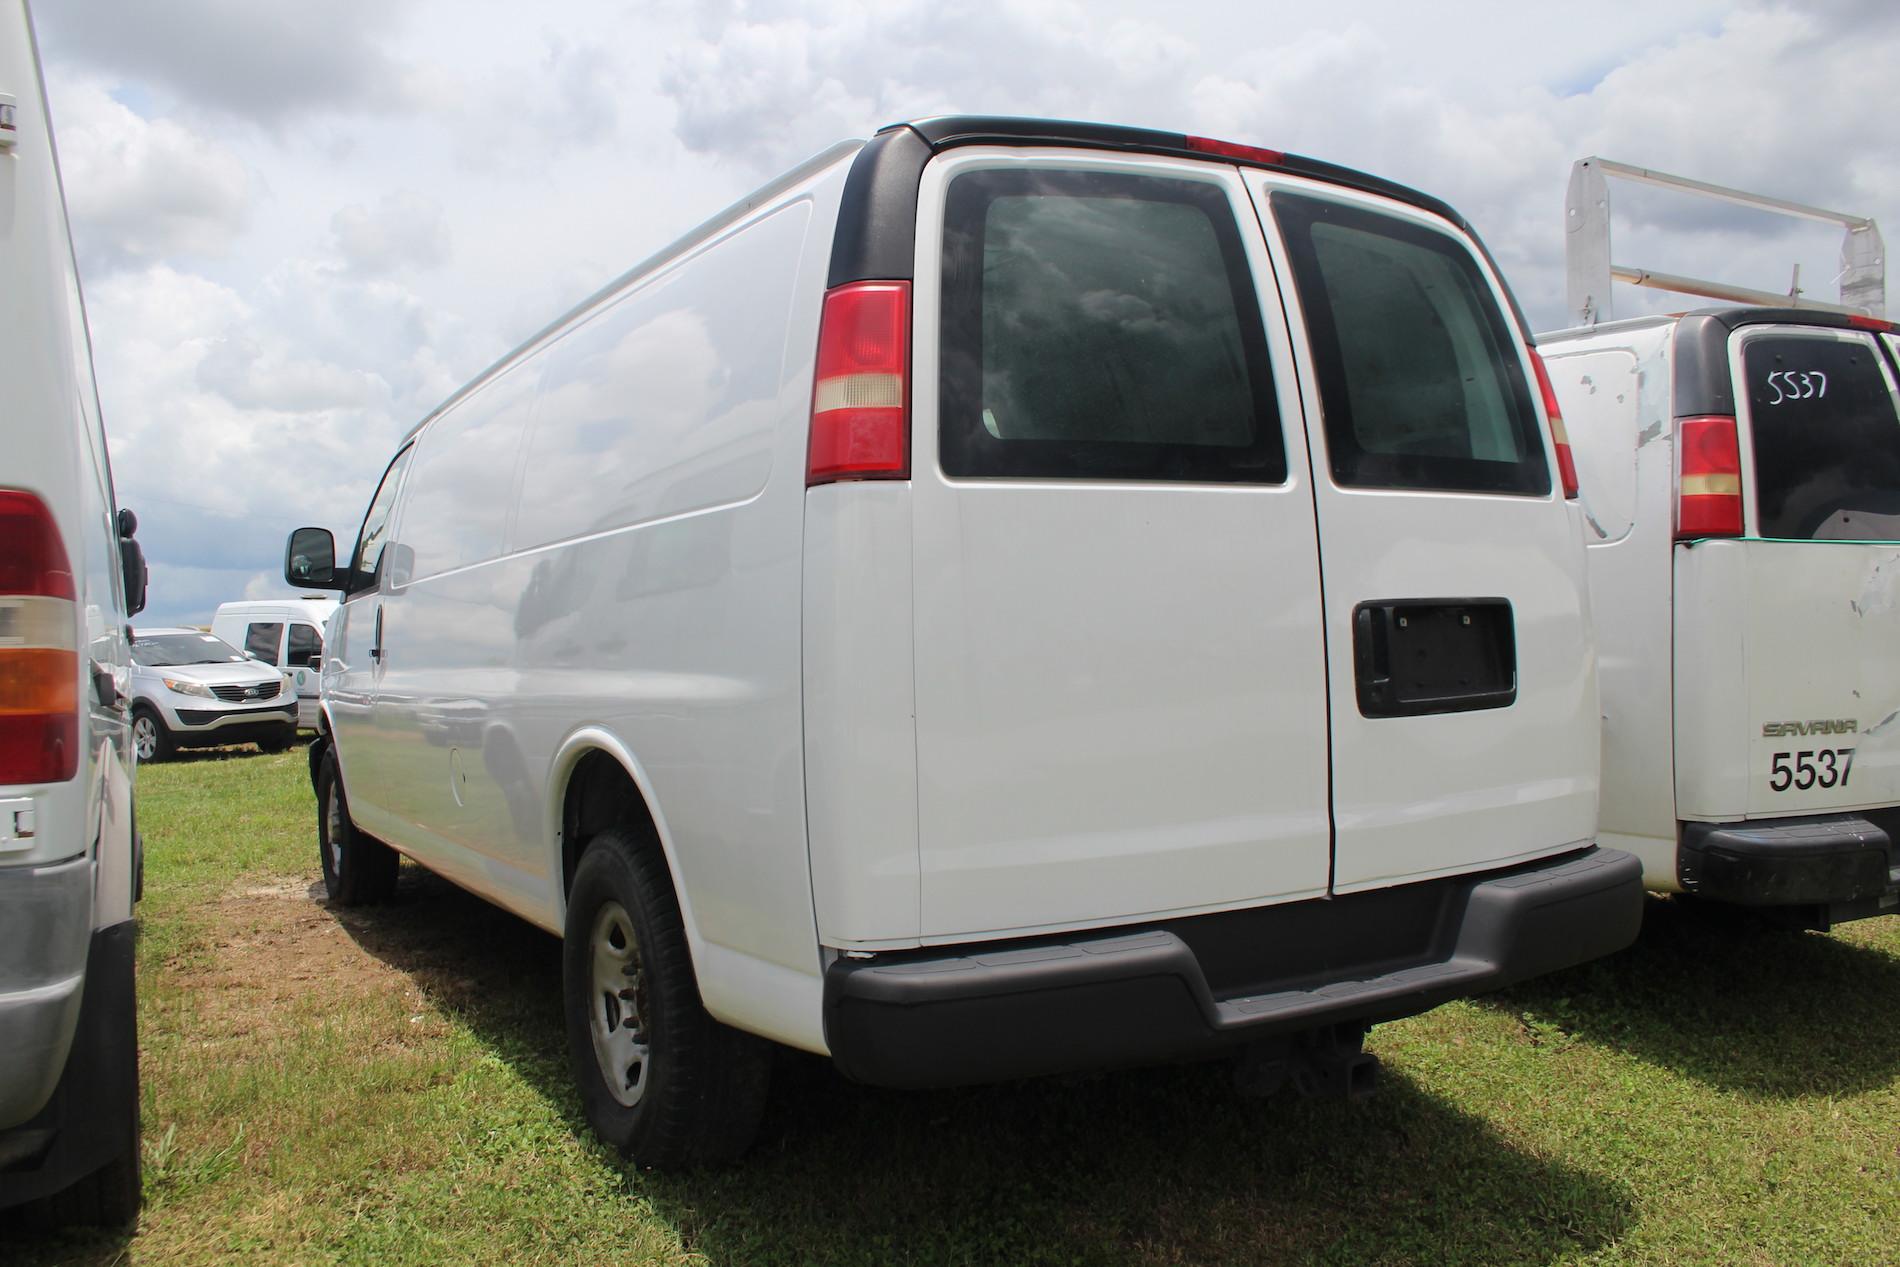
[801,483,920,946]
[1673,542,1752,818]
[1544,328,1681,887]
[908,149,1332,941]
[324,155,855,1050]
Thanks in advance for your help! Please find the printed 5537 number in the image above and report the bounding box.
[1768,748,1854,792]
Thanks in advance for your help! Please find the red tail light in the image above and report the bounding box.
[1848,314,1896,334]
[1184,135,1287,166]
[0,489,80,784]
[1528,348,1579,499]
[808,281,910,486]
[1676,415,1744,540]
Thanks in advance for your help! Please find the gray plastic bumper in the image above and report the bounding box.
[825,846,1644,1089]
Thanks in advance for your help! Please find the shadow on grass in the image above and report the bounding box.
[329,867,1633,1267]
[1485,895,1900,1098]
[0,1216,130,1265]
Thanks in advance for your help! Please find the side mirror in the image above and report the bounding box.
[307,656,323,672]
[117,509,147,617]
[285,526,338,589]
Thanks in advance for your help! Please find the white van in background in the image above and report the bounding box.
[0,0,146,1229]
[285,116,1643,1167]
[211,597,338,729]
[1541,307,1900,927]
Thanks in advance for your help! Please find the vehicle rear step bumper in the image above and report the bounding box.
[1679,814,1898,910]
[823,846,1642,1089]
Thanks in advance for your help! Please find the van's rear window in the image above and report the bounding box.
[1273,193,1550,496]
[939,168,1286,483]
[1743,333,1900,541]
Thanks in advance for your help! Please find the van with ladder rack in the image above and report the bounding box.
[1539,156,1900,928]
[282,116,1643,1166]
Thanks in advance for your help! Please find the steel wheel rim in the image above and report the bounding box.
[132,716,157,761]
[587,900,650,1108]
[324,779,346,880]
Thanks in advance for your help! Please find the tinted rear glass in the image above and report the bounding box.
[1273,193,1549,496]
[1744,333,1900,541]
[939,168,1286,483]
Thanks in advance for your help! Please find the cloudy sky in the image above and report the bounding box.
[30,0,1899,626]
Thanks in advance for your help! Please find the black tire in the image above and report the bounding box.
[563,828,770,1168]
[130,705,172,763]
[257,725,298,754]
[316,749,398,905]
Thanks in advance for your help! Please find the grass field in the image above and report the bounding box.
[7,749,1899,1266]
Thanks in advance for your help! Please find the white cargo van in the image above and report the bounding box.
[0,0,146,1228]
[284,117,1642,1166]
[211,597,338,729]
[1542,308,1900,927]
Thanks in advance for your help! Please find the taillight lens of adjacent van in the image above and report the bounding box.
[1676,415,1744,540]
[1528,349,1579,500]
[0,490,80,784]
[808,281,910,485]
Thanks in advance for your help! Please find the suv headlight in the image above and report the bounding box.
[162,678,214,698]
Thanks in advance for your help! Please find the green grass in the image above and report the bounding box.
[9,751,1900,1265]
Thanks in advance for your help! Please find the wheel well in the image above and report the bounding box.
[560,749,664,900]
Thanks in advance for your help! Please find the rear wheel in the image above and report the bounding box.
[315,750,398,905]
[130,705,172,763]
[562,828,770,1167]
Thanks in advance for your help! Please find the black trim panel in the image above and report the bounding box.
[824,847,1641,1089]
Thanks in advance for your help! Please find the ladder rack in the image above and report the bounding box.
[1564,156,1884,326]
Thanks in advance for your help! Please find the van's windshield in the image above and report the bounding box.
[131,633,249,667]
[1743,332,1900,541]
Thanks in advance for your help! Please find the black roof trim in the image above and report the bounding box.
[827,117,1532,332]
[1686,305,1896,334]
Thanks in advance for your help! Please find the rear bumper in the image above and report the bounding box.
[1679,814,1900,918]
[0,919,138,1202]
[824,846,1643,1089]
[0,855,93,1129]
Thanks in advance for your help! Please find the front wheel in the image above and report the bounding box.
[315,749,398,905]
[562,828,770,1167]
[257,725,298,754]
[130,705,172,763]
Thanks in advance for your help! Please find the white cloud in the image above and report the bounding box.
[33,0,422,123]
[22,0,1897,625]
[331,190,452,275]
[53,81,253,273]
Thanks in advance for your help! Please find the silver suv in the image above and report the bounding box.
[129,629,297,761]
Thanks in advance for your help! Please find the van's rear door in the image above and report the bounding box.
[1242,177,1598,893]
[908,149,1332,939]
[1678,324,1900,820]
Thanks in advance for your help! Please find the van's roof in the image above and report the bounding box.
[1541,306,1897,344]
[399,115,1526,452]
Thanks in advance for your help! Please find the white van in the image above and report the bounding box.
[1541,308,1900,927]
[0,0,146,1228]
[211,597,338,729]
[284,117,1642,1166]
